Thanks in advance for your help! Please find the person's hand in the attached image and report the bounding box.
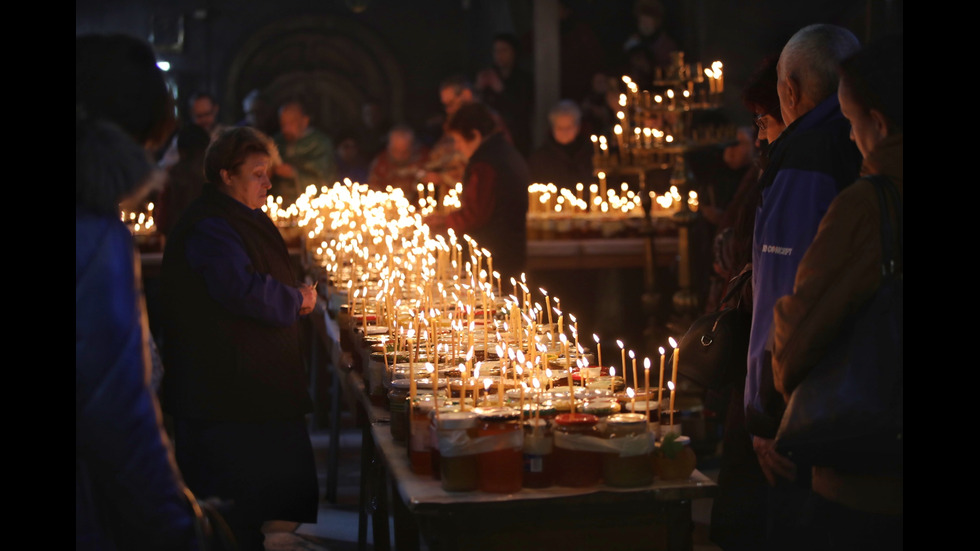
[752,436,797,486]
[299,285,316,316]
[274,163,296,179]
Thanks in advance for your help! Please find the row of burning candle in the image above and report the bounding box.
[309,181,689,429]
[527,182,694,216]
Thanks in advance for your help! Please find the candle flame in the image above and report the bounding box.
[629,350,635,359]
[644,357,651,369]
[616,339,624,349]
[668,337,678,349]
[593,333,600,343]
[627,387,635,398]
[668,381,675,391]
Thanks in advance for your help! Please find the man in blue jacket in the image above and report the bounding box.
[743,23,862,547]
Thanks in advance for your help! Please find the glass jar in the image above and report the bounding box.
[475,407,524,493]
[436,411,479,492]
[601,413,654,487]
[553,413,602,487]
[428,402,459,480]
[625,400,660,437]
[522,419,554,488]
[388,379,410,443]
[409,400,434,476]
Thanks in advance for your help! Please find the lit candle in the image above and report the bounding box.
[669,336,679,429]
[630,350,637,396]
[570,314,579,355]
[617,340,626,382]
[541,288,553,338]
[627,387,636,414]
[644,357,651,429]
[593,333,602,368]
[658,346,665,427]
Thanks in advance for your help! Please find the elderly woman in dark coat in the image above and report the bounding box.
[161,126,318,551]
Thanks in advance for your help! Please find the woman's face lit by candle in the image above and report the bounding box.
[220,153,272,210]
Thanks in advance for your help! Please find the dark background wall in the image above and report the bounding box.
[76,0,902,139]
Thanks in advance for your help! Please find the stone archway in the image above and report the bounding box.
[224,14,405,138]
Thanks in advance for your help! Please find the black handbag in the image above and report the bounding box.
[676,268,752,391]
[775,175,903,472]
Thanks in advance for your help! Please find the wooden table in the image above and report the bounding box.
[374,420,716,551]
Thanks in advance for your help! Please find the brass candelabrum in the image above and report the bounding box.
[591,52,735,337]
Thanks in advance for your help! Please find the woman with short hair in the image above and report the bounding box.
[160,126,319,551]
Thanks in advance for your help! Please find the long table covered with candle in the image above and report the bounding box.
[318,309,716,551]
[295,182,715,550]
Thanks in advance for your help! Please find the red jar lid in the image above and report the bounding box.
[554,413,599,426]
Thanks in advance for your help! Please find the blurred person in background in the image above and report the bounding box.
[272,98,335,203]
[425,102,529,279]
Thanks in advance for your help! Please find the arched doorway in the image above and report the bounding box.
[224,14,405,139]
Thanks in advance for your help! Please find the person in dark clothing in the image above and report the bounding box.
[161,126,319,551]
[707,56,786,551]
[476,33,534,156]
[156,124,210,238]
[334,131,370,185]
[745,24,862,550]
[424,102,530,280]
[76,32,206,551]
[773,35,903,549]
[528,100,593,191]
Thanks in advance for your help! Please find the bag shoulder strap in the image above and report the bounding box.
[866,174,903,277]
[720,267,752,308]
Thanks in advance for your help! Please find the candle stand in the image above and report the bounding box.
[591,53,733,345]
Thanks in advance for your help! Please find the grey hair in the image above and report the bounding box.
[779,24,861,104]
[548,100,582,126]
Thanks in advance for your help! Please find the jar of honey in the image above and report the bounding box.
[409,400,434,476]
[601,413,654,487]
[475,407,524,493]
[388,379,410,443]
[436,411,479,492]
[553,413,602,487]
